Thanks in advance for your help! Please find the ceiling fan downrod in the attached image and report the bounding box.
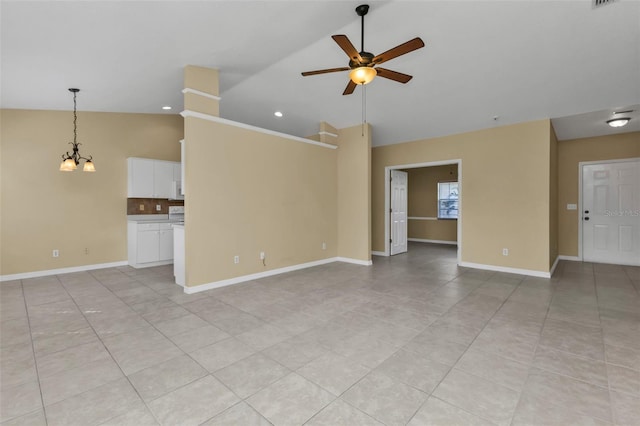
[356,4,369,54]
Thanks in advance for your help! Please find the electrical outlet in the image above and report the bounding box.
[52,249,59,258]
[139,204,145,211]
[84,248,89,255]
[156,204,161,211]
[322,242,327,250]
[234,255,240,264]
[502,248,509,256]
[260,252,265,260]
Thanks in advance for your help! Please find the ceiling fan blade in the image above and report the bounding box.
[342,80,357,95]
[375,67,413,84]
[372,37,425,65]
[332,35,364,63]
[301,67,350,77]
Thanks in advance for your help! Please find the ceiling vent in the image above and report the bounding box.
[593,0,616,8]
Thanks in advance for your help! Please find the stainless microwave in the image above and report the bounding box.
[170,180,184,200]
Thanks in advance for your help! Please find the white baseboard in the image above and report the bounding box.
[558,255,581,261]
[129,260,173,269]
[183,258,331,294]
[0,261,129,282]
[408,238,457,245]
[371,251,387,257]
[336,257,373,266]
[184,256,373,294]
[549,256,560,277]
[459,261,551,278]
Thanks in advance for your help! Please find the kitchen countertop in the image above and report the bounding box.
[127,214,182,223]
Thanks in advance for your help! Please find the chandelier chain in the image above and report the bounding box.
[72,89,78,145]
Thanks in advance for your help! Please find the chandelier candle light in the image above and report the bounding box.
[60,88,96,172]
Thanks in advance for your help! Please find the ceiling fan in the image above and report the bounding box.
[301,4,425,95]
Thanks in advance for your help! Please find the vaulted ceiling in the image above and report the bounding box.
[2,1,639,146]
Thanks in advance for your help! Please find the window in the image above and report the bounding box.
[438,181,459,219]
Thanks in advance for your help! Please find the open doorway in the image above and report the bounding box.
[384,160,462,264]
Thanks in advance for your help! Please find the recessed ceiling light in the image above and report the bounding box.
[274,111,283,118]
[607,117,630,128]
[162,106,172,110]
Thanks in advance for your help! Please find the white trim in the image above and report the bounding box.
[336,257,373,266]
[558,255,581,261]
[371,251,387,257]
[129,260,173,269]
[384,159,462,265]
[180,110,337,150]
[408,216,438,221]
[549,256,560,277]
[318,131,338,138]
[578,157,640,264]
[0,261,128,282]
[182,88,221,101]
[183,256,370,294]
[408,238,457,245]
[459,261,551,278]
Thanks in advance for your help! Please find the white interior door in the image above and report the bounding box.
[582,159,640,265]
[390,170,408,255]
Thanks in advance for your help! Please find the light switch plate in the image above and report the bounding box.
[567,204,577,210]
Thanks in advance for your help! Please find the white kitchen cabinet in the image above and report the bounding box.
[159,228,174,261]
[128,221,174,268]
[173,224,185,286]
[173,162,181,182]
[154,161,174,199]
[127,158,154,197]
[127,157,180,198]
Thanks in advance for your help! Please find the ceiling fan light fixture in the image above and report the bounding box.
[350,66,377,85]
[606,117,630,128]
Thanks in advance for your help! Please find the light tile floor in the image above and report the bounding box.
[1,243,639,425]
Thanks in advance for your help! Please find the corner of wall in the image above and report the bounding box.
[336,123,371,262]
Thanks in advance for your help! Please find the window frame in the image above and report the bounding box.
[437,181,459,220]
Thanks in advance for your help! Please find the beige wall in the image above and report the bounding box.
[184,65,220,116]
[337,124,371,262]
[372,120,553,273]
[184,118,338,287]
[549,126,559,267]
[0,109,183,276]
[407,165,458,242]
[557,131,640,257]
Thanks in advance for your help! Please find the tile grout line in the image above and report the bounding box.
[58,270,164,426]
[18,278,50,426]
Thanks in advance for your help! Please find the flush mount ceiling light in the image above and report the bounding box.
[274,111,283,117]
[60,88,95,172]
[162,106,172,110]
[606,117,631,128]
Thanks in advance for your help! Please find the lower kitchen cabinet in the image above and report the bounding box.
[128,221,174,268]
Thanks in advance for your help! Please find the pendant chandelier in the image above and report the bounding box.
[60,88,95,172]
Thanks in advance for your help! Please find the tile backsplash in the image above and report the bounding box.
[127,198,184,215]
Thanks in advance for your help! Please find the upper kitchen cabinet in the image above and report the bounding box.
[128,157,180,198]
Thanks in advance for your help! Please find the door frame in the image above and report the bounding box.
[383,159,462,264]
[578,157,640,262]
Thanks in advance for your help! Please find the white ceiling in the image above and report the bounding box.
[2,0,639,146]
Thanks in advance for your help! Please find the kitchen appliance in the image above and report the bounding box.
[168,205,184,223]
[170,181,184,200]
